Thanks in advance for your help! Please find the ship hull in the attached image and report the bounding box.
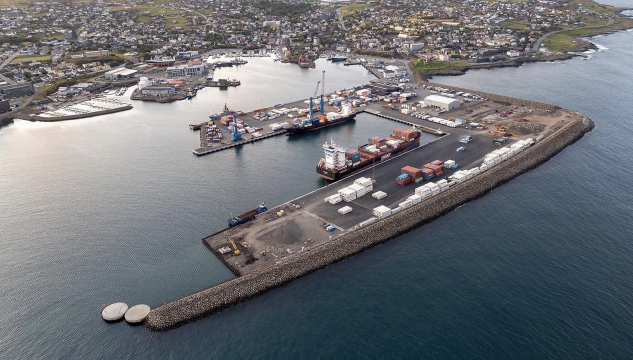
[317,140,420,181]
[330,58,347,62]
[285,114,356,135]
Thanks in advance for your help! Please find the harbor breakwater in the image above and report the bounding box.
[145,97,593,332]
[29,105,133,122]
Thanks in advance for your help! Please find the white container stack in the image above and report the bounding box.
[355,177,374,193]
[338,187,357,202]
[408,194,422,205]
[373,205,392,219]
[325,194,342,204]
[444,160,456,168]
[372,191,387,199]
[338,206,353,215]
[399,199,413,209]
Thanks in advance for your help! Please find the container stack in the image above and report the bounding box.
[401,166,422,183]
[373,206,391,219]
[372,191,387,199]
[396,173,411,185]
[337,188,357,202]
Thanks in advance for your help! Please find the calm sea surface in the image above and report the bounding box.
[2,23,633,359]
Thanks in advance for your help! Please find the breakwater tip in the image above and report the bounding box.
[101,302,128,322]
[125,304,151,324]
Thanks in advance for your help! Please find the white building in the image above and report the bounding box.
[104,68,138,80]
[424,95,460,110]
[166,64,209,77]
[507,50,521,58]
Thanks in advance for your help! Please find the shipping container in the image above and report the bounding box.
[399,200,413,209]
[338,206,353,215]
[408,194,422,205]
[444,160,456,168]
[338,187,357,202]
[373,205,392,219]
[396,173,411,185]
[372,191,387,199]
[401,166,422,180]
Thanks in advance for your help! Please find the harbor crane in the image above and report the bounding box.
[320,70,325,115]
[309,80,321,119]
[230,112,242,142]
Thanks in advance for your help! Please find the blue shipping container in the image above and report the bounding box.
[397,174,409,181]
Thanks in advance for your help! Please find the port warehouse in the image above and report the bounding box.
[423,95,461,110]
[166,64,210,77]
[104,68,138,81]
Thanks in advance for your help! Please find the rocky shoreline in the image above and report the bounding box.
[145,90,594,332]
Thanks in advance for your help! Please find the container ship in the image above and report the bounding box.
[316,127,421,181]
[286,104,355,135]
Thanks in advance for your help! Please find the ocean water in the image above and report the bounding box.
[2,26,633,360]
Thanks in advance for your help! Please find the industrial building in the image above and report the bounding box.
[424,95,460,110]
[104,68,138,81]
[0,99,10,113]
[139,85,176,96]
[0,82,34,98]
[166,64,209,77]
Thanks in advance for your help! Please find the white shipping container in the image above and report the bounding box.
[372,191,387,199]
[408,194,422,204]
[390,206,402,215]
[399,200,413,209]
[338,206,353,215]
[373,205,391,219]
[338,187,357,202]
[359,217,378,227]
[349,183,367,197]
[444,160,456,168]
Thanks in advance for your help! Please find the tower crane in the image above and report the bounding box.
[309,80,321,119]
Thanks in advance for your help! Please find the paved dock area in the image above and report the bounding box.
[200,87,574,275]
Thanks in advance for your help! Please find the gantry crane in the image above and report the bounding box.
[230,112,242,142]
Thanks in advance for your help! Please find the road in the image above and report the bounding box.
[336,8,347,31]
[532,15,613,52]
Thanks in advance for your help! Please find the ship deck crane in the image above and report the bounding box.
[309,80,321,119]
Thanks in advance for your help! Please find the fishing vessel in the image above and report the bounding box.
[316,127,421,181]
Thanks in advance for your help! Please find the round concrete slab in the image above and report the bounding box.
[101,302,128,322]
[125,304,151,324]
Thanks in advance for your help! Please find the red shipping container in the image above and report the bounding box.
[435,170,444,177]
[423,163,434,170]
[401,166,422,180]
[430,165,443,176]
[396,176,412,185]
[432,160,444,167]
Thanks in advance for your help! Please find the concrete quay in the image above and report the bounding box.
[146,105,593,331]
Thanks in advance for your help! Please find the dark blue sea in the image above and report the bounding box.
[2,21,633,360]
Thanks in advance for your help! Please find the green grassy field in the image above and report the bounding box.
[502,20,530,31]
[11,55,52,63]
[341,3,374,16]
[542,33,576,52]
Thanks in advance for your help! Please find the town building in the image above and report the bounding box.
[0,99,10,113]
[104,68,138,80]
[139,85,176,96]
[0,83,35,98]
[424,95,460,110]
[166,64,209,77]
